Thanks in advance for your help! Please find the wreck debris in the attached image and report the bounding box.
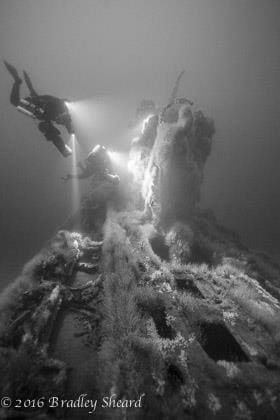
[1,84,280,420]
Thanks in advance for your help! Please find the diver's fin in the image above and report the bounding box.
[23,70,38,97]
[3,61,22,83]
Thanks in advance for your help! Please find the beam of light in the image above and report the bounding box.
[107,150,126,167]
[64,96,137,154]
[70,134,80,213]
[65,99,106,152]
[64,101,88,154]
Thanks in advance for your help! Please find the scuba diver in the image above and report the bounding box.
[4,61,74,157]
[62,144,120,184]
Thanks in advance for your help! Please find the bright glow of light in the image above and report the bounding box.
[141,114,154,134]
[70,134,80,212]
[127,150,144,183]
[64,97,135,155]
[126,114,154,183]
[65,101,74,112]
[131,136,140,145]
[107,150,126,167]
[142,166,154,200]
[127,158,138,177]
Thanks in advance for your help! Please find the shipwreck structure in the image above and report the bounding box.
[1,87,280,420]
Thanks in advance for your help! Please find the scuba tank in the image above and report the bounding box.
[16,99,37,118]
[16,98,45,120]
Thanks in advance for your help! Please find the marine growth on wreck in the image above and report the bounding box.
[1,89,280,420]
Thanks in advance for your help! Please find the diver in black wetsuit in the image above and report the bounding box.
[4,61,74,157]
[62,145,120,184]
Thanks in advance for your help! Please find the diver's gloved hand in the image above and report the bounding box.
[61,174,73,181]
[3,61,22,83]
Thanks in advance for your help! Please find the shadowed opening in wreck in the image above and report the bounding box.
[149,235,170,261]
[151,307,176,339]
[175,276,204,298]
[198,322,249,362]
[167,363,185,388]
[148,307,176,339]
[137,300,176,339]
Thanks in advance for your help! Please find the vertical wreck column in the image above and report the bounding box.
[143,102,215,227]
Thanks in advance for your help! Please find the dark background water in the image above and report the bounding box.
[0,0,279,288]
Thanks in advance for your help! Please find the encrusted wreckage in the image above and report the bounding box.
[1,82,280,420]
